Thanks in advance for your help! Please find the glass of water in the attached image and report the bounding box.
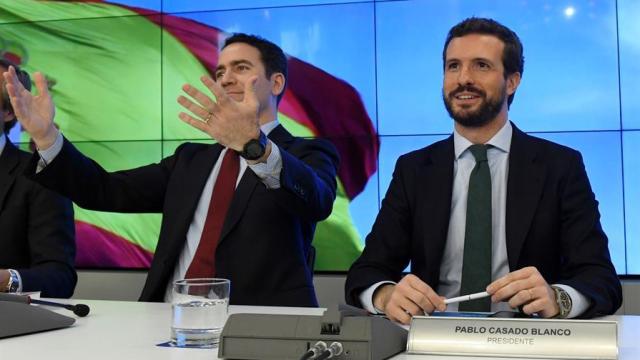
[171,278,230,347]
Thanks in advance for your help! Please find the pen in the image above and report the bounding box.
[444,291,490,305]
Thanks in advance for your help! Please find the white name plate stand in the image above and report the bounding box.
[407,315,618,359]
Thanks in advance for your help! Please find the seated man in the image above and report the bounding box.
[0,59,76,298]
[4,34,338,306]
[345,18,622,323]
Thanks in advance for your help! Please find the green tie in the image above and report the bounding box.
[459,144,492,312]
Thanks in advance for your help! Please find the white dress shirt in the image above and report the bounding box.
[360,121,589,317]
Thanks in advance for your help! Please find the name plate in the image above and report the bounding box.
[407,315,618,359]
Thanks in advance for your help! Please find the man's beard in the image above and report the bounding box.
[443,84,506,128]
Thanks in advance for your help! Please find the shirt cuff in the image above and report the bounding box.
[36,131,64,172]
[359,281,396,314]
[247,140,282,189]
[553,284,590,318]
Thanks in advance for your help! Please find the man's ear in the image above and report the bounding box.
[506,72,521,96]
[270,73,285,98]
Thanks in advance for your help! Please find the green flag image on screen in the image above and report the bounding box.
[1,0,376,270]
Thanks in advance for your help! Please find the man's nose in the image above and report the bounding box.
[457,65,474,86]
[220,71,235,86]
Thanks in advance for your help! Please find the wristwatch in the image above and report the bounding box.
[240,130,267,160]
[551,285,572,319]
[5,269,20,293]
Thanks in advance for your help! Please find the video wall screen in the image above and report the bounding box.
[1,0,637,274]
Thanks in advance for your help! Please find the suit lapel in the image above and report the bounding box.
[420,137,455,278]
[161,144,222,264]
[219,170,259,241]
[0,140,20,213]
[505,125,546,269]
[143,143,223,299]
[266,124,295,147]
[183,144,223,214]
[218,125,291,242]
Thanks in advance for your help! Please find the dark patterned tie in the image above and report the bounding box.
[459,144,492,312]
[185,150,239,278]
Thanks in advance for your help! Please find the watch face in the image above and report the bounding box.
[560,292,572,312]
[553,286,572,318]
[6,270,19,293]
[245,140,264,159]
[241,131,267,160]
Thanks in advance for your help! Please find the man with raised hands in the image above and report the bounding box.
[4,33,339,307]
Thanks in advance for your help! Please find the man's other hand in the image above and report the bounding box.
[3,67,58,150]
[487,266,560,318]
[373,274,446,325]
[0,269,10,291]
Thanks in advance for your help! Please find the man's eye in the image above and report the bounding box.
[215,71,224,79]
[447,63,459,70]
[477,62,490,69]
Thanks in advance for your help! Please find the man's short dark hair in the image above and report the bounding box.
[443,17,524,107]
[0,59,32,133]
[222,33,288,104]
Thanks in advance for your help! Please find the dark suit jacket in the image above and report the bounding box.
[0,138,76,298]
[28,125,338,306]
[346,124,622,318]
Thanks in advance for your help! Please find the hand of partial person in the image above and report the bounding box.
[373,274,446,325]
[0,269,10,291]
[486,266,560,318]
[2,66,58,150]
[177,75,261,151]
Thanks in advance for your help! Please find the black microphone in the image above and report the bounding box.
[0,293,90,317]
[31,299,90,317]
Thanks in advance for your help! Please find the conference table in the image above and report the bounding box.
[1,299,638,359]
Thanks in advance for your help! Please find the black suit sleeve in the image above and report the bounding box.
[26,136,175,213]
[274,138,339,222]
[18,181,76,298]
[556,151,622,317]
[345,155,413,307]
